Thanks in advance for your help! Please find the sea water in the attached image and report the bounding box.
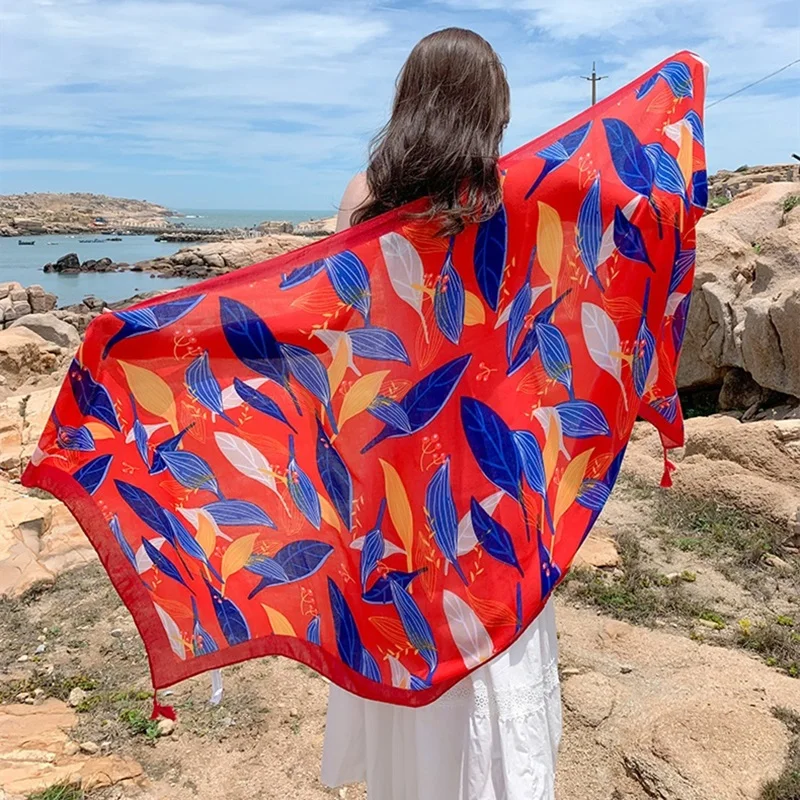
[1,209,332,306]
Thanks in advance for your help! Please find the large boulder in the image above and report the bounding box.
[679,181,800,401]
[9,313,80,349]
[26,285,57,314]
[0,328,62,390]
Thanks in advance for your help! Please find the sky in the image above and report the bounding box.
[1,0,798,211]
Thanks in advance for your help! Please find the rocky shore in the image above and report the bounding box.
[0,193,174,237]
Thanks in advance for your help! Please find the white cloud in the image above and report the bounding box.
[0,0,797,207]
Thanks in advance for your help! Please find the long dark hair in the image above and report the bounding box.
[351,27,510,236]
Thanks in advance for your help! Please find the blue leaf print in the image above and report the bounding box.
[347,326,410,365]
[280,343,336,432]
[684,109,704,146]
[149,425,192,475]
[132,418,149,467]
[102,294,204,358]
[115,480,172,541]
[360,499,386,590]
[537,528,561,599]
[142,537,192,591]
[367,395,412,433]
[204,500,276,529]
[409,675,431,691]
[461,398,523,502]
[513,430,555,534]
[328,577,363,673]
[279,259,327,290]
[326,251,371,323]
[191,597,218,656]
[315,417,352,530]
[603,119,654,198]
[691,169,708,210]
[233,378,297,432]
[51,411,95,452]
[577,176,604,292]
[219,296,299,414]
[536,322,574,398]
[506,251,535,365]
[306,615,321,646]
[636,61,692,99]
[669,225,695,294]
[555,400,611,438]
[425,459,468,585]
[672,293,691,352]
[650,392,679,424]
[658,61,693,98]
[109,515,137,572]
[470,497,523,576]
[613,206,654,270]
[507,289,572,376]
[645,143,689,209]
[206,579,250,646]
[362,354,471,453]
[525,121,591,198]
[434,242,465,345]
[163,508,223,582]
[362,569,426,604]
[633,280,656,398]
[576,478,612,512]
[186,352,236,425]
[245,556,289,598]
[287,435,322,529]
[515,582,523,634]
[246,540,333,598]
[361,647,381,682]
[69,360,121,432]
[160,450,222,498]
[274,539,334,581]
[390,582,438,678]
[473,204,507,311]
[73,454,112,495]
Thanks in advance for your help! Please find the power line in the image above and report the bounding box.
[581,62,608,105]
[706,58,800,109]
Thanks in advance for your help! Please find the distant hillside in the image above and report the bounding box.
[0,192,174,236]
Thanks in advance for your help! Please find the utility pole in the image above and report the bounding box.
[582,62,608,105]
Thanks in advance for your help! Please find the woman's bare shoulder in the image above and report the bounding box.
[336,172,370,232]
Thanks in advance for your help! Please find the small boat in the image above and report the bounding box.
[108,237,123,242]
[18,240,35,245]
[48,241,59,245]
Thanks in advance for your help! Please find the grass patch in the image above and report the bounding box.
[0,673,97,704]
[737,618,800,678]
[760,708,800,799]
[27,784,84,800]
[709,195,731,209]
[783,194,800,214]
[119,707,162,741]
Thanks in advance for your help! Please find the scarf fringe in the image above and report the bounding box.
[151,691,177,721]
[660,446,676,488]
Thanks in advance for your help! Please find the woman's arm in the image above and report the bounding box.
[335,173,370,233]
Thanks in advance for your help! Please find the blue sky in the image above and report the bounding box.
[1,0,798,210]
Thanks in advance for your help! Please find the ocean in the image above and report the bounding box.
[1,208,333,307]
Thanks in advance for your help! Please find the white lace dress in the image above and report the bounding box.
[321,598,562,800]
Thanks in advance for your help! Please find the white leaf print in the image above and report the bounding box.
[645,349,659,394]
[178,507,232,542]
[349,536,405,558]
[456,490,504,555]
[154,602,186,660]
[665,291,687,317]
[581,303,626,399]
[598,195,642,267]
[221,377,268,410]
[214,432,289,512]
[379,232,428,340]
[388,655,411,689]
[533,407,568,458]
[443,590,494,670]
[313,329,360,377]
[494,285,548,329]
[135,536,165,574]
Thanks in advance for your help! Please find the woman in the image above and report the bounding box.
[321,28,562,800]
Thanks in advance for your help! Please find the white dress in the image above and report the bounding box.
[321,598,562,800]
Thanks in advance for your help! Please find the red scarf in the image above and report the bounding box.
[23,51,707,708]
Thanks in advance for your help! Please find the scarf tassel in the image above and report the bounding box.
[660,446,676,488]
[151,691,177,721]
